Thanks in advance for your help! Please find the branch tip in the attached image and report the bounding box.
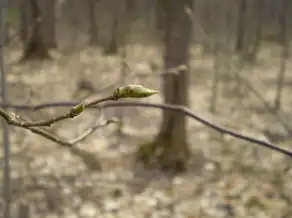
[112,84,159,99]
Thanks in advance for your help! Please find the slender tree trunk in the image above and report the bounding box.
[41,0,57,49]
[274,0,290,110]
[138,0,193,172]
[22,0,50,60]
[155,0,166,33]
[104,3,119,55]
[20,0,31,43]
[210,1,225,113]
[88,0,98,45]
[210,42,220,113]
[235,0,247,53]
[248,0,263,65]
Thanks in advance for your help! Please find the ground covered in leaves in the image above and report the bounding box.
[1,43,292,218]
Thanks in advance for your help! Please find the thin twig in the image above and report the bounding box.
[0,94,118,149]
[0,96,115,127]
[23,118,116,148]
[0,100,291,157]
[27,126,72,147]
[0,95,118,148]
[102,101,292,157]
[69,119,118,145]
[0,83,159,148]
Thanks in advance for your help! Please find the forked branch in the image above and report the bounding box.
[0,84,291,157]
[1,99,292,157]
[0,85,158,147]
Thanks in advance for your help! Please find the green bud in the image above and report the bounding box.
[113,85,159,99]
[69,102,85,118]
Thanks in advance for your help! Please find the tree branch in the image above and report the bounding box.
[69,118,118,145]
[25,118,117,148]
[0,96,115,128]
[103,101,292,157]
[0,100,291,157]
[0,84,158,129]
[0,85,157,148]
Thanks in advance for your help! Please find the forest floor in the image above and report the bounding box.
[1,43,292,218]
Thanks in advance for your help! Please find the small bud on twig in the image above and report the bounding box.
[112,85,159,100]
[69,102,85,118]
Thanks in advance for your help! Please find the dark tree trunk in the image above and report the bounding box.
[248,0,263,63]
[20,0,31,43]
[88,0,98,45]
[42,0,57,49]
[274,0,290,110]
[155,0,166,32]
[104,6,119,55]
[22,0,50,60]
[138,0,193,173]
[235,0,247,53]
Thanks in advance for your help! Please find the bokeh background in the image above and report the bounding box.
[1,0,292,217]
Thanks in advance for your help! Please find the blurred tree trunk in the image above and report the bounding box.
[155,0,166,33]
[235,0,247,53]
[22,0,50,60]
[138,0,193,172]
[20,0,31,42]
[104,3,119,55]
[248,0,263,64]
[104,0,132,55]
[41,0,57,49]
[274,0,290,110]
[88,0,98,45]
